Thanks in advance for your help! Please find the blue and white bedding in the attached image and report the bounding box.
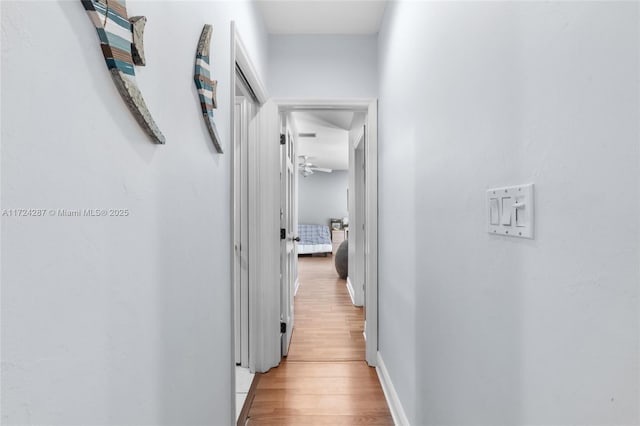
[298,224,332,254]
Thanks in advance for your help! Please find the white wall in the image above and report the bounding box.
[378,2,639,425]
[298,171,348,226]
[1,1,267,424]
[269,35,377,98]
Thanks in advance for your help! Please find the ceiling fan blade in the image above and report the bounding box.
[298,162,317,169]
[310,167,332,173]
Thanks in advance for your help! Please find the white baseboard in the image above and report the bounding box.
[346,277,356,305]
[376,352,410,426]
[294,278,300,296]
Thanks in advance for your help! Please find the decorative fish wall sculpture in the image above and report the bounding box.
[194,25,222,153]
[81,0,165,144]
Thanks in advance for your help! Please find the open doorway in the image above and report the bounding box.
[233,99,378,369]
[288,109,364,361]
[275,100,378,368]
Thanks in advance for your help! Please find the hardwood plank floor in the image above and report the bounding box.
[245,256,393,425]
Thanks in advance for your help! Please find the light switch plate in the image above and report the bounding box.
[487,184,534,239]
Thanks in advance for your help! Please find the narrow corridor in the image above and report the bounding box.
[242,256,393,425]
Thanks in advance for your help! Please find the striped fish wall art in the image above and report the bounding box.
[194,25,222,153]
[81,0,166,144]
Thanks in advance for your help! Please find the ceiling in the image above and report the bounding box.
[256,1,388,34]
[292,110,355,171]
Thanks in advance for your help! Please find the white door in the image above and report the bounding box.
[280,115,298,356]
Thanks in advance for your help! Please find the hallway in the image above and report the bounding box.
[242,256,393,425]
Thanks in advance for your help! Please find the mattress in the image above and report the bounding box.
[298,224,332,254]
[298,243,333,254]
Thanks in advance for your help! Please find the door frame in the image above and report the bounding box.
[233,95,248,367]
[274,99,379,367]
[348,126,366,308]
[230,22,268,424]
[230,68,380,414]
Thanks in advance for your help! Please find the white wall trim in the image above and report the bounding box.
[232,23,268,105]
[376,352,410,426]
[364,100,378,366]
[294,278,300,296]
[346,277,356,305]
[349,124,366,308]
[229,22,239,424]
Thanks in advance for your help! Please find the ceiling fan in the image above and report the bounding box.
[298,155,332,177]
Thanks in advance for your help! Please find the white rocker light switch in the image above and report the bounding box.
[487,184,534,239]
[489,198,500,225]
[500,197,512,225]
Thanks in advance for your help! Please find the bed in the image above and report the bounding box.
[297,224,333,255]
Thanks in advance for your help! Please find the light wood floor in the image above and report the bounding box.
[244,255,393,425]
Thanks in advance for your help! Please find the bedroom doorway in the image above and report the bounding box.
[276,100,378,368]
[286,107,366,364]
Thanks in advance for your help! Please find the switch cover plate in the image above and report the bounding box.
[487,184,534,239]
